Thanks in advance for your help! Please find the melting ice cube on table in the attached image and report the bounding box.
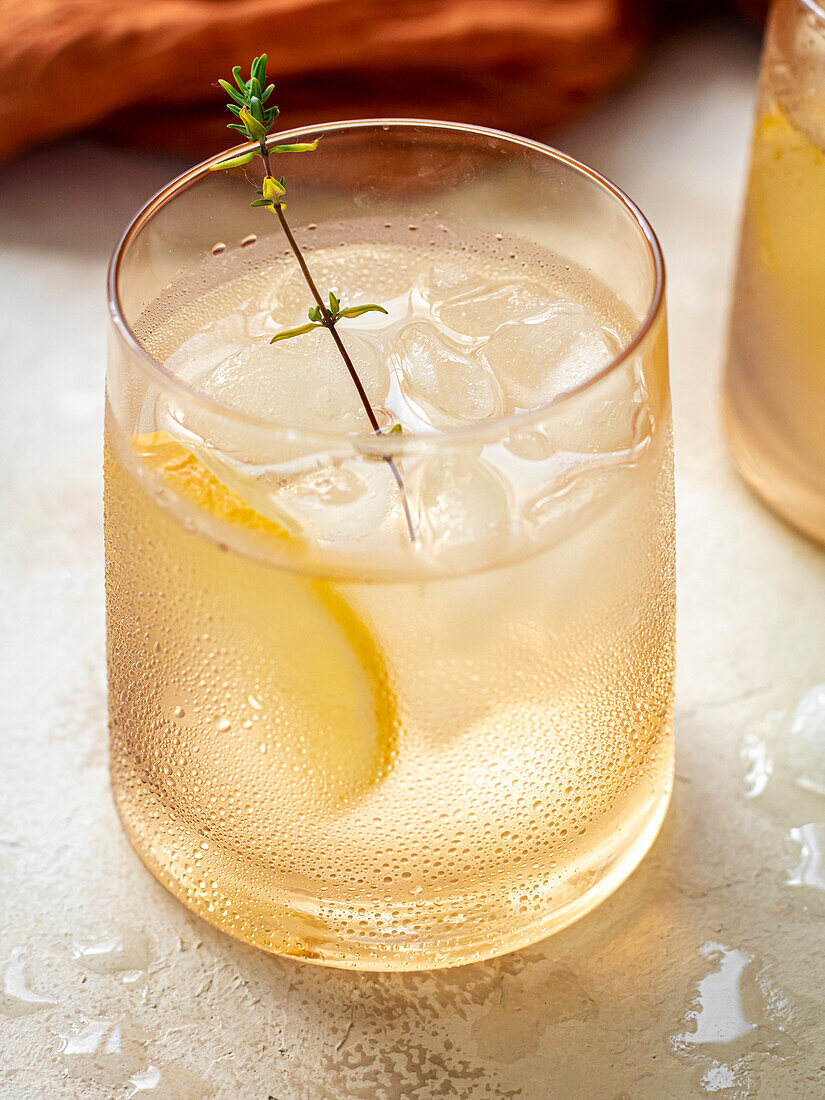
[783,684,825,797]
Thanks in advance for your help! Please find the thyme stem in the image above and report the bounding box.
[261,147,416,541]
[213,58,417,542]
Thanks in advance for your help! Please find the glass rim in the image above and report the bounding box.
[107,117,666,454]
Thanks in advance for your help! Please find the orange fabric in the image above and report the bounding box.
[0,0,652,160]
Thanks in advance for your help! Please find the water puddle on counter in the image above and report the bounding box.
[58,1014,211,1097]
[0,946,56,1018]
[670,941,796,1092]
[58,1015,149,1087]
[128,1062,212,1098]
[72,928,152,984]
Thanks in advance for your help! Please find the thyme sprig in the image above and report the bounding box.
[271,293,388,343]
[210,56,415,540]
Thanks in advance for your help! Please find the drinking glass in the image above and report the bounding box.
[725,0,825,542]
[106,120,674,970]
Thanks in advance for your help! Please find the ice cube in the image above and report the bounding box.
[419,257,559,339]
[783,684,825,798]
[155,426,397,543]
[164,310,254,383]
[438,281,558,339]
[522,456,632,543]
[481,301,614,412]
[275,244,425,324]
[393,323,503,425]
[156,320,398,543]
[250,458,395,542]
[414,453,511,570]
[501,357,651,461]
[193,329,390,434]
[419,257,490,300]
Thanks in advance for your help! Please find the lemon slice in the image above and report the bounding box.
[751,103,825,282]
[749,102,825,381]
[133,430,296,544]
[131,430,399,808]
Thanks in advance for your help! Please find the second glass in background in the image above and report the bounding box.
[725,0,825,542]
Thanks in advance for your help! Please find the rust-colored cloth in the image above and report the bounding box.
[733,0,769,21]
[0,0,654,161]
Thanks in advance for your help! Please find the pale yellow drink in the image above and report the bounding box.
[725,0,825,541]
[106,227,674,969]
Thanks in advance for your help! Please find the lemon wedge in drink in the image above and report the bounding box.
[751,103,825,281]
[749,102,825,371]
[129,430,399,809]
[133,430,296,543]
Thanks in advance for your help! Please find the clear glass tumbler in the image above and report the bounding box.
[105,120,674,970]
[725,0,825,542]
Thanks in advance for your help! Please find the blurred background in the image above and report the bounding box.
[0,0,767,163]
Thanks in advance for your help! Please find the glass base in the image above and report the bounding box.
[724,392,825,547]
[114,766,673,972]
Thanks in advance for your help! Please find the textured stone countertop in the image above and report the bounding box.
[4,19,825,1100]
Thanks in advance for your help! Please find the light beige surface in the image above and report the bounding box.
[3,20,825,1100]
